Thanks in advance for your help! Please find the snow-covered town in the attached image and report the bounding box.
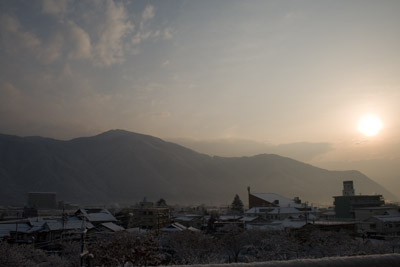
[1,181,400,266]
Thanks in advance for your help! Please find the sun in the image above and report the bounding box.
[357,114,383,137]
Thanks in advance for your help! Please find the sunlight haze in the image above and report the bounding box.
[1,0,400,196]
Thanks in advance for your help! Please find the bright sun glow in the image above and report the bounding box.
[357,114,383,136]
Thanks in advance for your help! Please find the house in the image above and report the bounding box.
[173,214,204,229]
[245,206,316,221]
[75,208,117,225]
[240,216,269,229]
[0,221,31,243]
[248,188,303,209]
[87,222,125,238]
[128,200,170,230]
[161,222,200,233]
[359,215,400,236]
[0,216,95,244]
[319,207,336,220]
[354,206,400,221]
[39,216,94,242]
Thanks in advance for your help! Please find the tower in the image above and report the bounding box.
[342,181,355,196]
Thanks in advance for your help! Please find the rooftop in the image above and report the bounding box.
[251,193,303,208]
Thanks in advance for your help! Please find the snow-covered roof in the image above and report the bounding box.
[268,207,302,214]
[45,220,94,231]
[251,193,303,208]
[101,222,124,232]
[240,216,259,222]
[245,207,274,214]
[279,219,307,229]
[161,222,200,232]
[0,223,31,237]
[175,216,196,222]
[161,222,187,232]
[373,216,400,222]
[313,221,356,226]
[76,208,117,222]
[219,215,242,221]
[245,206,303,215]
[28,217,58,226]
[385,210,400,216]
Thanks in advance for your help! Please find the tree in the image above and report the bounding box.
[164,231,223,264]
[231,194,244,214]
[89,232,163,266]
[156,198,167,207]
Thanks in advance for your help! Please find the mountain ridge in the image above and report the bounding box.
[0,130,395,206]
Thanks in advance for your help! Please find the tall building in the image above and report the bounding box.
[333,181,384,219]
[28,192,57,209]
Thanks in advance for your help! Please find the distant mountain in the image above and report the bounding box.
[0,130,396,206]
[169,137,333,161]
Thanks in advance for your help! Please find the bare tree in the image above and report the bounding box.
[164,230,223,264]
[89,232,163,266]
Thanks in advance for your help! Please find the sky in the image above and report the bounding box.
[1,0,400,193]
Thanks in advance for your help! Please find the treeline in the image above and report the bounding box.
[1,226,399,266]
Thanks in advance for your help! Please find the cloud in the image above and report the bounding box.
[42,0,69,17]
[142,5,154,24]
[131,31,153,45]
[131,5,165,46]
[93,0,134,66]
[1,15,41,51]
[2,1,173,67]
[67,21,91,60]
[163,28,174,40]
[1,14,64,64]
[41,34,64,63]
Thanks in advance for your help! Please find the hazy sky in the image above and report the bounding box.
[1,1,400,148]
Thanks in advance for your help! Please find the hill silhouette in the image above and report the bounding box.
[0,130,395,206]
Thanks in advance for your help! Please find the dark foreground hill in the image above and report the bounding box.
[0,130,395,206]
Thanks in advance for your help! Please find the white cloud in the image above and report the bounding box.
[131,31,152,45]
[93,0,134,66]
[67,21,92,60]
[142,5,154,23]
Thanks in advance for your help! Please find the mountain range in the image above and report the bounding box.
[0,129,396,206]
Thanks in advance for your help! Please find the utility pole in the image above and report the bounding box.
[305,202,308,224]
[15,220,18,243]
[62,204,66,242]
[80,217,88,267]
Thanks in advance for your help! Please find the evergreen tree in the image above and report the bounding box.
[231,194,244,213]
[156,198,167,207]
